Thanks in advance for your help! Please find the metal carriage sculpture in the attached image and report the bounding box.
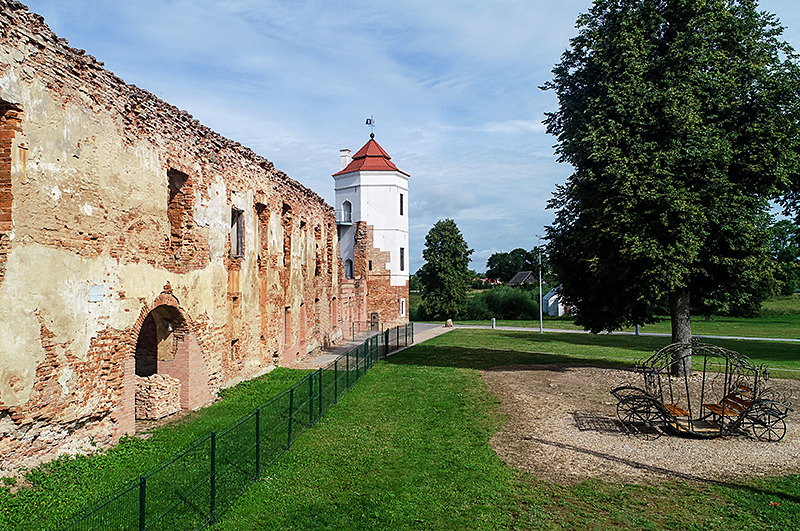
[611,342,792,441]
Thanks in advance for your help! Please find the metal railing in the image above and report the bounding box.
[334,209,352,224]
[54,323,414,531]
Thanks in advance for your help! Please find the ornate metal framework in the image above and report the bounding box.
[612,342,792,441]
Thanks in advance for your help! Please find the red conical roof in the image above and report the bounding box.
[333,136,409,177]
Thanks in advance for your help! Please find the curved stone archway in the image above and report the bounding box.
[127,285,212,422]
[134,304,186,377]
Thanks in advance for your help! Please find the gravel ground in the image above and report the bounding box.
[482,364,800,485]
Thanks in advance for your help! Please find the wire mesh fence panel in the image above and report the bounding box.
[142,434,215,530]
[214,413,259,516]
[56,481,140,531]
[54,324,415,531]
[287,381,313,447]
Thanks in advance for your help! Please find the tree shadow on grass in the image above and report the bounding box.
[406,328,800,370]
[386,344,635,371]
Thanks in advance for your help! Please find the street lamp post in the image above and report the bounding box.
[536,234,543,334]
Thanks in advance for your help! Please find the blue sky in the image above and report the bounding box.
[21,0,800,273]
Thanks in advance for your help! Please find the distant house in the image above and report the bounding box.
[507,271,537,286]
[542,286,570,316]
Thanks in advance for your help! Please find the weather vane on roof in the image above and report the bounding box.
[366,116,375,138]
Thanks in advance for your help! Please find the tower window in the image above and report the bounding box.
[400,247,405,271]
[400,193,404,216]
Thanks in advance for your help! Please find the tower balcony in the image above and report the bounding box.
[335,209,352,225]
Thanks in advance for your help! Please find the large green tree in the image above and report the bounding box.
[543,0,799,373]
[418,219,473,320]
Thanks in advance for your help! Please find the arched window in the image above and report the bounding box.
[344,259,354,279]
[342,200,352,223]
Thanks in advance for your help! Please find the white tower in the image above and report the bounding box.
[333,133,410,324]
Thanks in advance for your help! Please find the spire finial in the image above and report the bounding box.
[366,115,375,137]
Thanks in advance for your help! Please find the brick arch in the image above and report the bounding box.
[129,284,187,341]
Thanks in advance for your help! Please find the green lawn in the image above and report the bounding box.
[415,329,800,377]
[217,333,800,530]
[435,292,800,339]
[4,331,799,530]
[0,368,310,531]
[452,313,800,339]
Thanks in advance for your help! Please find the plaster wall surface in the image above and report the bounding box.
[0,0,343,470]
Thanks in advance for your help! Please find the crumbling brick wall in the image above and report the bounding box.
[0,0,344,470]
[352,222,409,327]
[135,374,181,421]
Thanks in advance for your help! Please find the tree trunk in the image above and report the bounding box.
[669,287,692,377]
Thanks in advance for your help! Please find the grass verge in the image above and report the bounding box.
[0,368,310,531]
[453,314,800,339]
[216,336,800,530]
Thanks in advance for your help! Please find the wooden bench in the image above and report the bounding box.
[664,403,690,417]
[704,392,752,417]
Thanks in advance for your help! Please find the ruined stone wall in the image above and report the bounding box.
[0,0,343,470]
[352,222,409,327]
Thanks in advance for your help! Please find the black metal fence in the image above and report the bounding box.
[54,323,414,531]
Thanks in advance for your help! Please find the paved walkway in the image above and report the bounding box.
[293,323,456,368]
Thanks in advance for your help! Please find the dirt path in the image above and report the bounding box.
[482,364,800,485]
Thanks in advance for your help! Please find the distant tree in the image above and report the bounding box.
[486,248,538,282]
[486,247,554,285]
[770,219,800,295]
[485,252,517,283]
[543,0,797,374]
[409,274,421,292]
[418,219,474,319]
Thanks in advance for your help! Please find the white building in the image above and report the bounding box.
[543,286,568,317]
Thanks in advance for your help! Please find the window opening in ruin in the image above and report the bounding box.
[400,247,405,271]
[401,298,406,317]
[368,260,372,271]
[231,207,244,257]
[400,193,403,216]
[0,101,22,286]
[282,203,292,267]
[167,169,189,256]
[344,259,354,279]
[283,306,291,348]
[256,203,268,258]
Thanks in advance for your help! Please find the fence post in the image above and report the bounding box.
[384,329,389,357]
[255,408,261,479]
[355,346,360,381]
[138,476,146,531]
[318,367,323,419]
[210,432,217,525]
[309,373,314,426]
[411,322,414,344]
[334,358,338,403]
[288,388,294,448]
[346,351,350,390]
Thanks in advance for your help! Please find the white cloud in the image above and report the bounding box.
[22,0,800,274]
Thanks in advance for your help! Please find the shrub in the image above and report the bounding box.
[482,286,539,320]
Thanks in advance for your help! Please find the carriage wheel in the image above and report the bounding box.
[617,397,663,440]
[750,404,787,442]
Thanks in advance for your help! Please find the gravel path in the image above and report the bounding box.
[482,364,800,485]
